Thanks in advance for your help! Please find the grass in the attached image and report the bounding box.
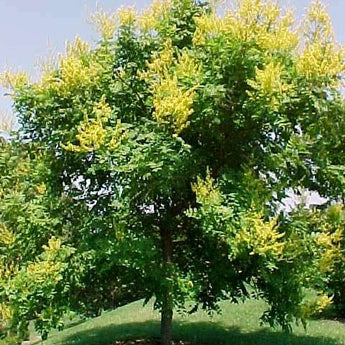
[37,299,345,345]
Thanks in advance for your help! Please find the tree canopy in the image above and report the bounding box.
[1,1,345,344]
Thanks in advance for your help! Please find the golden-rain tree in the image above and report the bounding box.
[1,1,344,344]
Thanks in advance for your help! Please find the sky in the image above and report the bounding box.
[0,0,344,120]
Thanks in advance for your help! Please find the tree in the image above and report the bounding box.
[1,0,344,344]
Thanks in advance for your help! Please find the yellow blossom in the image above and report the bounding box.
[332,228,343,244]
[117,7,137,27]
[93,94,112,120]
[57,54,102,94]
[193,0,298,52]
[65,36,90,57]
[247,62,293,111]
[37,36,98,95]
[301,294,333,318]
[297,43,344,83]
[258,11,299,51]
[0,223,16,246]
[316,294,333,312]
[26,237,64,283]
[222,0,298,51]
[193,13,224,46]
[316,232,333,247]
[63,118,106,152]
[0,70,29,90]
[144,39,174,78]
[36,184,47,195]
[152,75,197,133]
[37,44,103,96]
[0,303,12,323]
[143,41,201,133]
[303,1,333,43]
[192,170,222,206]
[318,248,338,273]
[27,261,62,283]
[250,63,285,94]
[138,0,172,32]
[89,9,116,40]
[236,214,285,257]
[0,259,18,281]
[37,53,58,88]
[176,50,202,79]
[43,237,62,252]
[62,96,115,152]
[297,1,344,84]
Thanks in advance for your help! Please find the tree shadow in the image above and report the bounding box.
[56,320,342,345]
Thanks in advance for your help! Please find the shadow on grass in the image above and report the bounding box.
[58,320,342,345]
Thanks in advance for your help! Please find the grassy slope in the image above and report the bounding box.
[40,299,345,345]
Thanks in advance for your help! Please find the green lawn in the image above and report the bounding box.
[38,299,345,345]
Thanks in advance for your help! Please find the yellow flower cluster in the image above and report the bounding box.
[193,0,298,53]
[297,43,344,84]
[43,237,62,252]
[117,7,137,27]
[316,227,343,273]
[0,70,29,90]
[257,11,298,52]
[0,302,12,324]
[236,214,285,257]
[316,294,333,313]
[58,55,101,95]
[303,1,333,43]
[0,223,16,246]
[17,160,30,175]
[93,95,112,120]
[301,294,333,318]
[27,237,63,283]
[62,96,111,152]
[144,39,174,77]
[65,36,90,57]
[89,9,116,40]
[36,183,47,195]
[62,96,126,153]
[37,36,102,96]
[176,50,203,79]
[76,121,107,146]
[297,1,344,84]
[138,0,172,33]
[143,40,201,133]
[193,13,224,46]
[153,76,197,133]
[192,171,222,206]
[318,247,340,273]
[0,258,18,283]
[247,62,293,111]
[226,0,298,51]
[250,63,285,95]
[27,261,62,283]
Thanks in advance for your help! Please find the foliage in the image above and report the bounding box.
[305,204,345,317]
[0,0,344,343]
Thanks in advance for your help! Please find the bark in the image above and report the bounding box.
[161,302,173,345]
[160,227,173,345]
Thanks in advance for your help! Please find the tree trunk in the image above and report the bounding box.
[161,227,173,345]
[161,302,173,345]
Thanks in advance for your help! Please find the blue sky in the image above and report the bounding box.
[0,0,344,118]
